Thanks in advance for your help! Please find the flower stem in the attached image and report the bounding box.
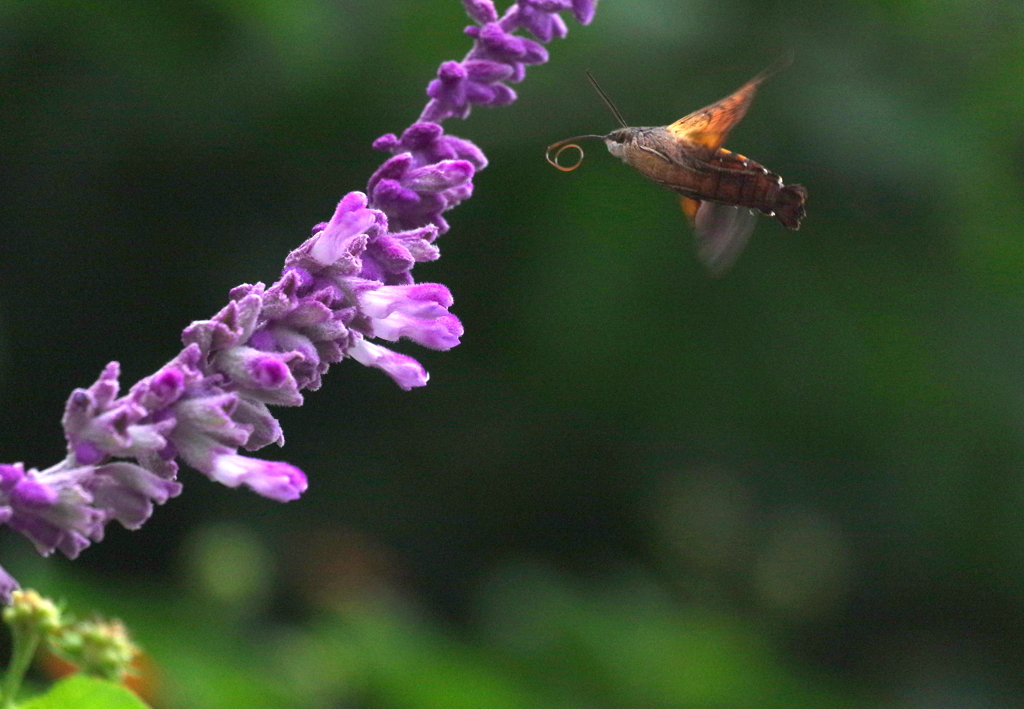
[1,621,43,708]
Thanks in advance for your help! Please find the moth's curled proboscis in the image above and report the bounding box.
[545,134,605,172]
[546,142,585,171]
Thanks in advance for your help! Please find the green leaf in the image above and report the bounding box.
[18,675,149,709]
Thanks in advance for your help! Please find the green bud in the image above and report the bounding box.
[2,589,61,635]
[51,618,139,682]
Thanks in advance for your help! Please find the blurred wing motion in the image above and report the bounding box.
[681,197,758,277]
[666,55,791,155]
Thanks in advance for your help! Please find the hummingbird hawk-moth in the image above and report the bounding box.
[546,60,807,275]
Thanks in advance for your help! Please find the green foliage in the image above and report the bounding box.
[19,676,147,709]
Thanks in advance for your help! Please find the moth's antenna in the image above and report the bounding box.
[586,70,628,129]
[746,50,795,86]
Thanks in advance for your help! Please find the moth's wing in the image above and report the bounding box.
[682,197,758,276]
[666,58,789,155]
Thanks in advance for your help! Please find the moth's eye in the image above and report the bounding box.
[608,130,629,144]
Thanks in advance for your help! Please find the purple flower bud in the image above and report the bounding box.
[370,153,414,183]
[248,354,291,389]
[488,83,518,105]
[370,185,448,234]
[0,567,18,604]
[181,298,261,355]
[87,462,183,529]
[405,160,475,193]
[10,477,59,509]
[359,283,455,320]
[464,59,515,83]
[232,397,285,449]
[173,392,250,457]
[0,463,23,488]
[309,197,378,266]
[130,367,186,411]
[463,0,498,24]
[571,0,597,24]
[371,133,401,153]
[471,23,549,65]
[360,233,416,284]
[424,59,520,120]
[4,464,106,559]
[370,179,421,211]
[510,0,571,42]
[527,0,573,10]
[367,150,477,233]
[347,339,430,390]
[377,123,487,171]
[210,347,304,407]
[62,362,180,468]
[391,226,441,263]
[73,441,105,466]
[371,312,464,351]
[206,452,307,502]
[437,58,468,83]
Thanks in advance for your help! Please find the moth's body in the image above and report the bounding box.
[547,59,808,275]
[604,126,805,230]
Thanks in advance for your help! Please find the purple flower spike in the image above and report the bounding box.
[0,0,597,603]
[418,0,592,124]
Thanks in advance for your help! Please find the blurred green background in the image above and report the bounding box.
[3,0,1024,706]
